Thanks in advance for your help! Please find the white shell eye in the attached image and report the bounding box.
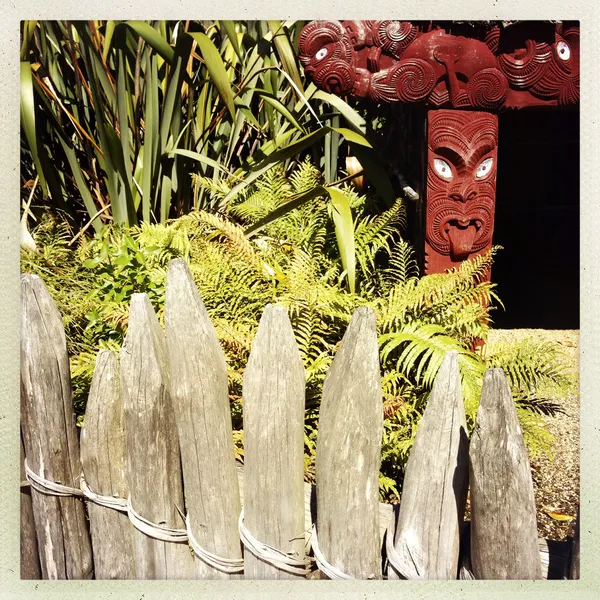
[476,157,494,178]
[433,158,452,179]
[557,41,571,61]
[315,48,328,61]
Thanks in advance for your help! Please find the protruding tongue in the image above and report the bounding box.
[447,221,478,260]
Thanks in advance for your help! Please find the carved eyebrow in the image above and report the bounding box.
[431,147,466,170]
[469,144,496,166]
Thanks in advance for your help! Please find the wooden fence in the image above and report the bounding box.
[20,259,580,580]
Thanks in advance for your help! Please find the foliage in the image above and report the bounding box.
[20,19,391,237]
[21,160,576,501]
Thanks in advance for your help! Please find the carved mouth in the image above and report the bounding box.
[443,218,483,260]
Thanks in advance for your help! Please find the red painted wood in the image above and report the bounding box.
[298,21,579,110]
[425,110,499,274]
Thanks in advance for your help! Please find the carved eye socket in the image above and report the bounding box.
[557,41,571,61]
[315,48,329,61]
[476,157,494,178]
[433,158,452,179]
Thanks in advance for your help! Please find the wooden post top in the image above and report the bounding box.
[299,20,579,111]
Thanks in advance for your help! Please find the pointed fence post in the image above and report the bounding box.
[80,350,135,578]
[165,259,243,579]
[469,368,542,579]
[20,432,41,579]
[388,351,469,579]
[120,293,195,579]
[20,274,93,579]
[242,304,306,579]
[315,307,383,579]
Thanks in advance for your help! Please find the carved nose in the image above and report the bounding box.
[449,189,477,203]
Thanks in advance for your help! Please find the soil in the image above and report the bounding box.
[486,328,580,542]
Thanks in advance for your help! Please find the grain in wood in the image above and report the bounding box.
[242,304,306,579]
[120,293,195,579]
[165,259,242,579]
[315,307,383,579]
[388,351,469,579]
[80,350,135,578]
[20,274,93,579]
[469,368,542,579]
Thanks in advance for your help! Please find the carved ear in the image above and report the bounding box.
[313,59,356,95]
[298,21,345,64]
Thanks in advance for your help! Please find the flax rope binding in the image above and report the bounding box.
[26,459,324,576]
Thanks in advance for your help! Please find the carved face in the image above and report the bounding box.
[426,110,498,264]
[298,20,356,95]
[488,24,580,106]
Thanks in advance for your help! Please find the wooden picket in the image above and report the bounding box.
[120,293,195,579]
[80,350,135,579]
[20,274,93,580]
[19,265,578,581]
[387,351,469,579]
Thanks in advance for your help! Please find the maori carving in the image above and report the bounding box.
[298,20,580,110]
[425,110,498,274]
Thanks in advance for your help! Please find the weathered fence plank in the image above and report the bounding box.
[20,433,41,579]
[315,307,383,579]
[20,274,93,579]
[165,259,242,579]
[80,350,135,578]
[469,368,542,579]
[242,304,306,579]
[120,293,195,579]
[388,351,469,579]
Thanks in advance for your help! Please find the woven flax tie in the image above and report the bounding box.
[186,513,244,574]
[238,507,307,576]
[310,523,355,580]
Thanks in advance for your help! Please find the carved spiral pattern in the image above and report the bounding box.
[497,41,552,89]
[374,21,418,58]
[559,74,580,106]
[313,60,355,95]
[391,59,436,102]
[298,21,345,65]
[467,68,509,109]
[485,27,500,54]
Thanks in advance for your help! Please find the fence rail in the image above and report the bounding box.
[20,261,579,580]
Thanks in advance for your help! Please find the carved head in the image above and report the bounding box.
[488,23,580,105]
[426,110,498,262]
[298,20,356,95]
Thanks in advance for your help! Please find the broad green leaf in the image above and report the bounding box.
[313,90,367,134]
[254,89,306,133]
[103,21,116,61]
[20,62,48,197]
[267,21,304,94]
[20,21,38,61]
[219,20,243,61]
[234,99,261,129]
[126,21,174,63]
[141,53,158,222]
[331,127,371,148]
[188,32,236,121]
[58,137,102,233]
[170,149,239,179]
[326,186,356,293]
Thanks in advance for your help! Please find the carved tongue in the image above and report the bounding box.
[448,222,478,260]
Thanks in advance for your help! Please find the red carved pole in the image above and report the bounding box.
[298,20,579,275]
[424,109,499,275]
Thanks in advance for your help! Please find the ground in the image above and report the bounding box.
[487,328,580,542]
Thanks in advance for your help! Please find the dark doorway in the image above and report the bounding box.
[492,108,579,329]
